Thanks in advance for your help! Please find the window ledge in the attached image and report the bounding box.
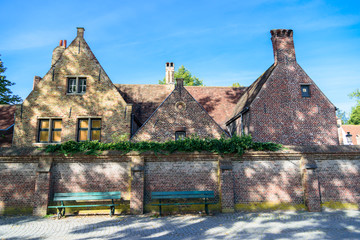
[32,142,61,147]
[66,93,86,95]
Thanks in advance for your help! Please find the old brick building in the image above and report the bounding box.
[226,29,339,145]
[1,28,338,147]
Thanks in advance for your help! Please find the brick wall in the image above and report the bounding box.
[317,159,360,203]
[233,160,303,204]
[0,161,37,214]
[144,160,219,205]
[0,146,359,215]
[51,161,130,195]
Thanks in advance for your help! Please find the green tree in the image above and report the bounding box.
[159,65,203,86]
[348,89,360,125]
[0,55,22,104]
[231,82,244,87]
[348,105,360,125]
[336,109,348,125]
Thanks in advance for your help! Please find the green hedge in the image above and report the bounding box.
[45,135,282,156]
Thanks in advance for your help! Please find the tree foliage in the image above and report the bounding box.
[348,105,360,125]
[0,55,22,104]
[232,82,244,87]
[348,89,360,125]
[336,109,348,125]
[159,65,203,86]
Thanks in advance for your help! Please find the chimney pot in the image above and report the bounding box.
[63,40,67,48]
[59,40,63,46]
[270,29,296,65]
[77,27,85,38]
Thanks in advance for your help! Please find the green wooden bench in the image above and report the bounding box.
[48,191,121,218]
[151,190,216,216]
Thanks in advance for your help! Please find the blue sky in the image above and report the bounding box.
[1,0,359,116]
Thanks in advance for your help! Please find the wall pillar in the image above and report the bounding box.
[219,160,235,213]
[33,157,53,216]
[301,156,321,212]
[130,154,145,214]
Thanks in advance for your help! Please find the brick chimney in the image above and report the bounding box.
[51,40,66,66]
[77,27,85,38]
[33,76,42,90]
[176,78,184,88]
[270,29,296,65]
[165,62,175,84]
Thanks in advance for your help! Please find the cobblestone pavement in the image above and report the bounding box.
[1,210,360,240]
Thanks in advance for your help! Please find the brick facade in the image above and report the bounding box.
[132,79,227,141]
[228,29,338,145]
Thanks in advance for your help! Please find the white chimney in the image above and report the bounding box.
[165,62,174,84]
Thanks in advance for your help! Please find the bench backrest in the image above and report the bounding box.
[151,191,215,200]
[53,191,121,201]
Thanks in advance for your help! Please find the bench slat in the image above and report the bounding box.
[151,194,214,200]
[152,191,213,196]
[53,192,121,201]
[53,194,120,201]
[152,202,217,206]
[48,203,120,209]
[54,191,121,197]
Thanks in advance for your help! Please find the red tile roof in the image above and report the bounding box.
[0,105,16,147]
[341,125,360,145]
[115,84,173,124]
[0,105,16,130]
[115,84,245,129]
[186,86,245,129]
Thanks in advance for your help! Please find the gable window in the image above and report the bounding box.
[38,119,62,143]
[301,85,310,97]
[77,118,101,141]
[67,77,86,94]
[175,131,186,140]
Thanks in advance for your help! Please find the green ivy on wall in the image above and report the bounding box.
[45,135,282,156]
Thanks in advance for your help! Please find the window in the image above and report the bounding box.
[175,131,186,140]
[301,85,310,97]
[77,118,101,141]
[38,119,62,143]
[67,77,86,94]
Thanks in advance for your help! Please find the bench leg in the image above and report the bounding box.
[205,204,209,215]
[57,208,65,219]
[110,206,115,217]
